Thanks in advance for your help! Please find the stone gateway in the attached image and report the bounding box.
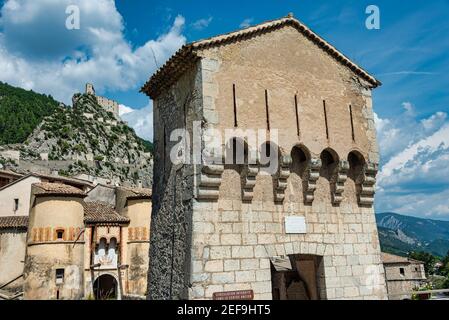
[142,14,387,300]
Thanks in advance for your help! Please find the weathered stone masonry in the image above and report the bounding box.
[143,15,387,300]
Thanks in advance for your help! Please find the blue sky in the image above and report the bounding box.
[0,0,448,219]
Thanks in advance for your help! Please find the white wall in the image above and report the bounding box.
[0,176,41,217]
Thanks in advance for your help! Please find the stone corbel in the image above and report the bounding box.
[303,157,322,204]
[330,160,349,205]
[357,162,378,206]
[274,154,292,202]
[196,164,224,200]
[241,163,259,202]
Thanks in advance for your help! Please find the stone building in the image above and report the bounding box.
[84,83,120,119]
[0,216,28,298]
[0,182,151,300]
[0,169,23,188]
[0,173,93,218]
[381,252,426,300]
[142,15,387,300]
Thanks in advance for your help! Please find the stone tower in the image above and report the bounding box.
[23,183,86,300]
[142,15,387,300]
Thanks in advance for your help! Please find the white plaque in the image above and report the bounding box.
[285,216,306,234]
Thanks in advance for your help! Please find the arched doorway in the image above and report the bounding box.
[93,274,118,300]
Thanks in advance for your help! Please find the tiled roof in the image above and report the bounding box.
[34,173,93,187]
[0,169,24,178]
[0,216,29,229]
[141,14,380,98]
[119,186,152,199]
[83,201,130,224]
[33,182,86,197]
[381,252,423,264]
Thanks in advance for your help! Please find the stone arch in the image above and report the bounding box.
[288,144,311,203]
[347,150,367,204]
[250,141,280,202]
[347,150,366,180]
[317,148,340,202]
[93,273,118,300]
[220,137,251,201]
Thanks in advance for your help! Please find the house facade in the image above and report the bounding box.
[0,182,151,300]
[143,15,387,300]
[381,252,426,300]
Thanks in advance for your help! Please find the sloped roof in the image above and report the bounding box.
[141,14,380,98]
[33,182,86,197]
[83,201,129,224]
[34,173,93,188]
[118,186,152,200]
[0,169,24,179]
[381,252,424,265]
[0,216,28,230]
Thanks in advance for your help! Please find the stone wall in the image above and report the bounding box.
[0,229,27,291]
[148,21,387,300]
[148,61,203,299]
[23,195,85,300]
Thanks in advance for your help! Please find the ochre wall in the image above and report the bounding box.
[23,196,85,300]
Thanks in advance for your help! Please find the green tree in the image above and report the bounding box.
[409,251,437,276]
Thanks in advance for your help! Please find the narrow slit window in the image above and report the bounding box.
[399,267,405,277]
[349,104,355,141]
[265,89,270,131]
[56,229,65,240]
[294,95,300,136]
[233,84,238,127]
[56,268,64,284]
[323,100,329,139]
[14,198,19,211]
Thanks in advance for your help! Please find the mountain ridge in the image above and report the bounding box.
[376,212,449,257]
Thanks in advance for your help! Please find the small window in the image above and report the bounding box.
[56,229,65,240]
[56,268,64,284]
[415,267,419,272]
[14,198,19,211]
[399,267,405,276]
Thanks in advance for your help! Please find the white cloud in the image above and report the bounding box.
[121,102,153,141]
[375,104,449,218]
[0,0,186,105]
[401,101,415,116]
[239,18,253,28]
[119,104,134,117]
[191,17,213,30]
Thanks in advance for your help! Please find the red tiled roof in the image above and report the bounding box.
[0,216,28,229]
[118,186,152,199]
[83,201,129,224]
[381,252,424,265]
[33,182,86,197]
[141,14,380,98]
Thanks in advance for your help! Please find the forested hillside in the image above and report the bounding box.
[0,81,60,145]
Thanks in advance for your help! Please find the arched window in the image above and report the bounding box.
[259,141,279,175]
[225,137,248,166]
[290,145,310,176]
[348,151,365,180]
[319,148,339,180]
[108,237,118,268]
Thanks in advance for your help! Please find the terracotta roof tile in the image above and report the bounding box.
[141,15,380,98]
[118,186,152,199]
[33,182,86,197]
[381,252,423,264]
[84,201,129,224]
[0,216,28,229]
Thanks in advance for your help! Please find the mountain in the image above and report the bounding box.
[376,212,449,257]
[0,84,153,187]
[0,81,60,145]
